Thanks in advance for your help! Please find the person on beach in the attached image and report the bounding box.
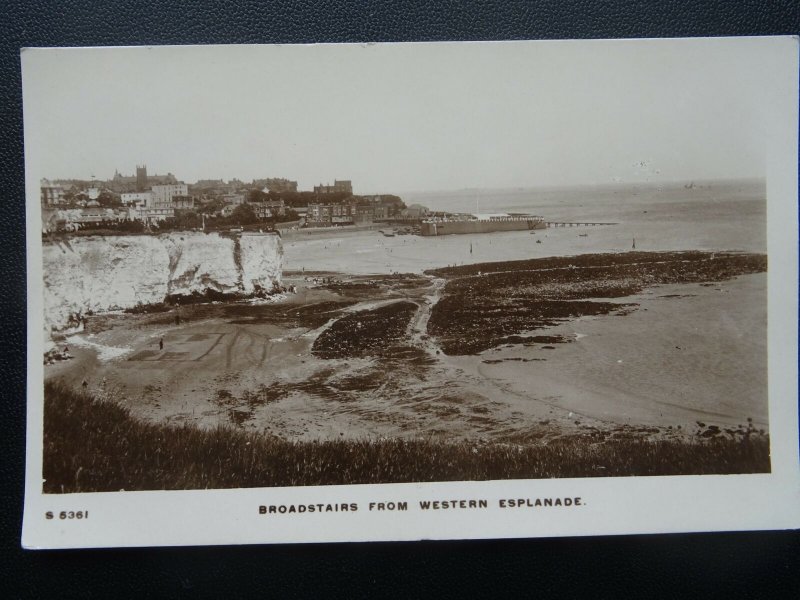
[159,338,164,351]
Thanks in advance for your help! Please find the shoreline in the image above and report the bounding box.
[44,250,768,445]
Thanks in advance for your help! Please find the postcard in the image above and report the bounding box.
[21,37,799,549]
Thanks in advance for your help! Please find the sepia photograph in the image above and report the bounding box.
[21,38,799,548]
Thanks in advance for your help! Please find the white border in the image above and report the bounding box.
[21,37,800,549]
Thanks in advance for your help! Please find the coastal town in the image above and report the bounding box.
[37,172,772,495]
[20,37,791,554]
[40,165,427,234]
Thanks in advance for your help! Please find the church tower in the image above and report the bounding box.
[136,164,147,191]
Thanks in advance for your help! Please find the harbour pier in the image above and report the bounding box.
[546,221,618,227]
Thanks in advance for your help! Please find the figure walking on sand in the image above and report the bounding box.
[159,338,164,351]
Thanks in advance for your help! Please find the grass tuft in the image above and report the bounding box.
[43,381,770,493]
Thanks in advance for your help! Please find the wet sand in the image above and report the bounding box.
[462,273,767,429]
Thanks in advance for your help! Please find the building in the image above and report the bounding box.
[40,179,66,206]
[250,199,286,219]
[355,204,374,223]
[221,193,246,206]
[76,207,124,224]
[189,179,230,199]
[136,183,187,220]
[348,197,405,222]
[121,191,153,207]
[251,203,270,219]
[109,167,178,192]
[194,179,225,188]
[171,195,197,210]
[151,184,189,208]
[136,165,148,191]
[140,206,175,221]
[145,172,178,187]
[332,202,357,224]
[219,200,256,218]
[307,203,329,224]
[109,170,137,192]
[256,178,298,193]
[401,204,430,219]
[313,180,353,195]
[373,204,389,219]
[307,201,357,226]
[48,206,132,229]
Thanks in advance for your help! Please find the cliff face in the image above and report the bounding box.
[43,232,282,334]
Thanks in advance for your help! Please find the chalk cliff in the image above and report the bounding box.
[42,232,282,334]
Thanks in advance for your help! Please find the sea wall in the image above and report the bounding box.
[42,232,282,333]
[420,219,545,236]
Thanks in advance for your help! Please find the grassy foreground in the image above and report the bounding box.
[43,382,770,493]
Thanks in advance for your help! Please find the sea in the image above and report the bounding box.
[283,179,766,274]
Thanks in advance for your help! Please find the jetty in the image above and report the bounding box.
[546,221,618,228]
[419,214,618,236]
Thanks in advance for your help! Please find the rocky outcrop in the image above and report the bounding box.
[42,232,282,334]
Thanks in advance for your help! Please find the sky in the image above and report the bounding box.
[21,38,785,194]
